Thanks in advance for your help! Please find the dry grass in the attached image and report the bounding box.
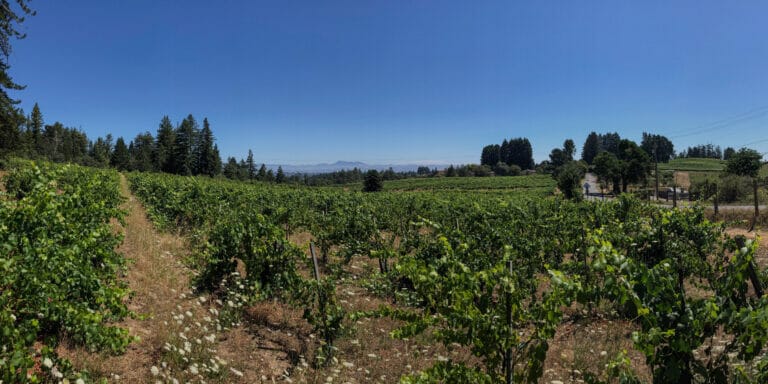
[58,175,300,383]
[544,316,651,383]
[674,171,691,189]
[58,175,192,381]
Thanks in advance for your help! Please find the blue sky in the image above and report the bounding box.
[8,1,768,165]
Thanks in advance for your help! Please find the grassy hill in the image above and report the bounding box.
[657,157,726,172]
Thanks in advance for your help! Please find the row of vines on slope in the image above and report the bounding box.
[1,161,131,383]
[128,172,768,383]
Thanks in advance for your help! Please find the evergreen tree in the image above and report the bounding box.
[27,102,43,155]
[212,144,222,176]
[257,163,267,180]
[480,144,500,166]
[275,166,286,183]
[265,169,275,182]
[598,132,622,156]
[0,1,34,157]
[154,116,175,172]
[581,131,600,164]
[499,139,510,165]
[110,137,130,171]
[246,150,256,179]
[171,115,196,175]
[130,132,155,171]
[506,137,534,170]
[42,122,71,162]
[363,169,383,192]
[61,127,88,162]
[223,157,242,179]
[0,106,23,155]
[89,134,113,167]
[196,118,220,177]
[446,165,456,177]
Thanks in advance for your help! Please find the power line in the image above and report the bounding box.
[669,106,768,139]
[738,138,768,148]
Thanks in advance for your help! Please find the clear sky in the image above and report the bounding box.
[8,1,768,165]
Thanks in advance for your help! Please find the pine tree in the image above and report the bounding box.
[257,164,267,181]
[0,1,34,156]
[61,127,87,163]
[363,169,383,192]
[110,137,130,171]
[42,122,68,162]
[154,116,175,172]
[0,105,23,155]
[27,102,43,155]
[196,118,220,177]
[276,166,286,183]
[223,157,241,179]
[246,150,256,179]
[89,134,113,167]
[130,132,155,172]
[171,115,196,175]
[212,144,222,176]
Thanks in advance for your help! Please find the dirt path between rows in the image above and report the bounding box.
[61,175,296,383]
[60,175,193,380]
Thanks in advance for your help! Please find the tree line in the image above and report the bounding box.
[677,144,737,160]
[1,104,225,176]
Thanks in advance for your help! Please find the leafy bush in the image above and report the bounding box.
[1,161,131,382]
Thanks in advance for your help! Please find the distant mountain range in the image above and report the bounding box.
[266,161,449,174]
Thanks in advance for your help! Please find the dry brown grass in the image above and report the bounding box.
[675,171,691,189]
[58,174,300,383]
[544,316,651,383]
[58,175,192,381]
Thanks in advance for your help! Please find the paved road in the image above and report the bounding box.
[581,173,766,211]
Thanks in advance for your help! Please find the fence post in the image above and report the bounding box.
[310,242,321,282]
